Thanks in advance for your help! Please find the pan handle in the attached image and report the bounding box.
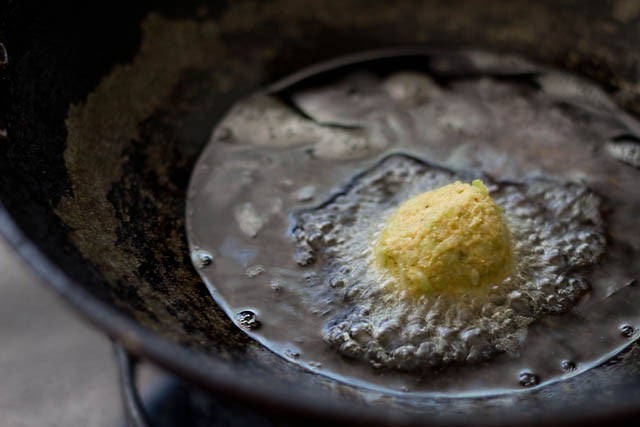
[115,343,152,427]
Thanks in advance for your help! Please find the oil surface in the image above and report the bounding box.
[186,50,640,396]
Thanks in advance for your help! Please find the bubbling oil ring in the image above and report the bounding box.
[294,154,604,371]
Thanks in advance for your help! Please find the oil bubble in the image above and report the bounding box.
[561,360,576,373]
[192,251,213,268]
[294,245,316,266]
[518,372,540,388]
[620,324,635,338]
[285,348,301,359]
[236,310,261,330]
[329,276,345,288]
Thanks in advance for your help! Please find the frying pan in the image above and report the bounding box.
[2,1,640,425]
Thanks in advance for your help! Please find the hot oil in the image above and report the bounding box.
[186,50,640,396]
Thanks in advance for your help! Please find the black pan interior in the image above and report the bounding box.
[2,1,640,425]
